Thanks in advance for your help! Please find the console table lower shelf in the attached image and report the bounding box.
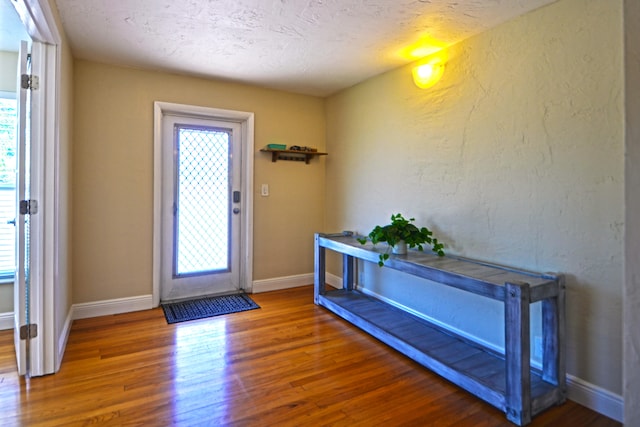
[316,289,562,423]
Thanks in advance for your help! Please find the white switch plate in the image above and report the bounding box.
[261,184,269,196]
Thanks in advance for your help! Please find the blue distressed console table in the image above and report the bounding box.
[314,233,566,426]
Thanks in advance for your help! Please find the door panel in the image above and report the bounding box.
[161,115,241,301]
[13,40,29,376]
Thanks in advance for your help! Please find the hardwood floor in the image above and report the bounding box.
[0,286,621,426]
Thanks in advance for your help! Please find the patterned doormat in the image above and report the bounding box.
[161,293,260,324]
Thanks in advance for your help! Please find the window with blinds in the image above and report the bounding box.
[0,96,17,281]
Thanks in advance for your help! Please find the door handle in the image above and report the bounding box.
[233,208,240,214]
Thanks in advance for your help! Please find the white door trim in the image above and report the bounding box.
[153,102,254,307]
[11,0,60,44]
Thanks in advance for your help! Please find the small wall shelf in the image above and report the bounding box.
[260,148,328,164]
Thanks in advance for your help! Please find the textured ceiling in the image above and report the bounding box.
[52,0,558,96]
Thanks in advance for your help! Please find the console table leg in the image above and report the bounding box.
[542,275,567,396]
[343,254,354,291]
[314,234,326,303]
[505,281,532,426]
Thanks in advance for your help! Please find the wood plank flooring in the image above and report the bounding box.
[0,286,621,426]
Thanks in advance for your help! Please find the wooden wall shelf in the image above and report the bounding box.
[314,233,566,426]
[260,148,327,164]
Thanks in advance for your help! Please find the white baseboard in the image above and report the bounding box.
[56,308,73,371]
[72,294,153,320]
[0,311,12,330]
[567,374,623,422]
[331,277,623,422]
[252,273,314,293]
[326,273,342,289]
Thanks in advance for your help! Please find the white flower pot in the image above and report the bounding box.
[392,241,407,255]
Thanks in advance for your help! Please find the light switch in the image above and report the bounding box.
[261,184,269,196]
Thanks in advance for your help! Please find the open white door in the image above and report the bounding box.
[14,39,45,377]
[13,40,30,376]
[9,0,61,376]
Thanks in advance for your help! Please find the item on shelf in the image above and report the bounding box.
[288,145,317,152]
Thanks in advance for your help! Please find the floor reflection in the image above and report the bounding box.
[171,317,229,424]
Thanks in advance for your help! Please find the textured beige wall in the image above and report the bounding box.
[0,284,12,315]
[72,61,325,303]
[326,0,623,398]
[624,0,640,423]
[0,288,12,313]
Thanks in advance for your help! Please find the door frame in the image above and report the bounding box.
[153,102,254,307]
[11,0,61,375]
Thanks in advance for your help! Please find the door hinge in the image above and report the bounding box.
[21,74,39,90]
[20,324,38,340]
[20,199,38,215]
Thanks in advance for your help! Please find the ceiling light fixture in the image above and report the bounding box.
[412,58,445,89]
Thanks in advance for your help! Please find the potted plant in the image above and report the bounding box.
[357,213,445,266]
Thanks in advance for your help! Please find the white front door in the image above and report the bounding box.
[160,115,242,301]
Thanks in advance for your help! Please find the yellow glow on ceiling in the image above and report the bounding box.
[398,35,447,61]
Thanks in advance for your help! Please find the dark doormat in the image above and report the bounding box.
[161,293,260,324]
